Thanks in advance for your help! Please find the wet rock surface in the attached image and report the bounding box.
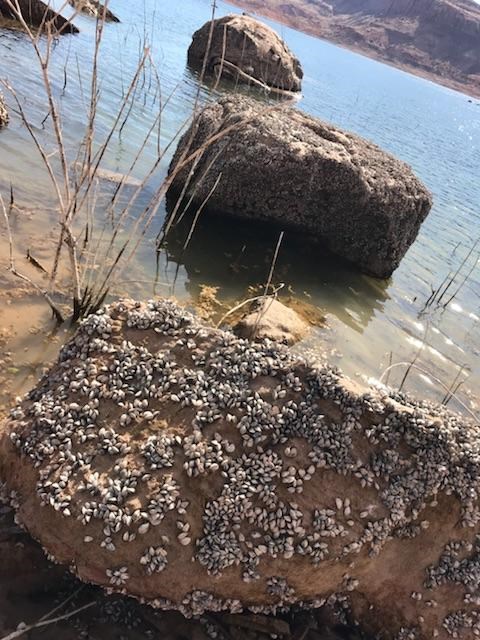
[168,96,432,278]
[0,0,79,34]
[187,14,303,92]
[232,298,310,345]
[0,93,8,128]
[0,299,479,639]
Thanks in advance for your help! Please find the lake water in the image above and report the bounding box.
[0,0,478,415]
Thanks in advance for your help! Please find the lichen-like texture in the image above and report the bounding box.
[1,299,479,639]
[168,96,432,278]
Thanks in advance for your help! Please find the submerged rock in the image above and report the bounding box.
[0,94,8,128]
[1,299,479,639]
[168,96,432,278]
[187,14,303,92]
[68,0,120,23]
[0,0,79,33]
[232,297,309,345]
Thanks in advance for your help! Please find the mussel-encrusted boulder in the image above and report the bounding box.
[1,299,479,640]
[187,14,303,92]
[0,0,79,33]
[167,97,432,278]
[0,94,8,128]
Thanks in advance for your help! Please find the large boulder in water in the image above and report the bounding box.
[167,96,432,278]
[0,94,8,128]
[0,299,479,640]
[187,14,303,92]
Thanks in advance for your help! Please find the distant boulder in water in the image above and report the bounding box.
[168,96,432,279]
[68,0,120,23]
[187,14,303,93]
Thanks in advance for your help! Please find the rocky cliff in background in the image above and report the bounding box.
[228,0,480,97]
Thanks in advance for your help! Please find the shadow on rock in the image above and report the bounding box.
[0,505,363,640]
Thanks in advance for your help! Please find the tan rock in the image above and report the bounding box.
[0,299,479,640]
[232,298,309,345]
[187,14,303,92]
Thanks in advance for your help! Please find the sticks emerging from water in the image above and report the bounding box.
[379,361,478,422]
[422,237,479,312]
[0,0,238,324]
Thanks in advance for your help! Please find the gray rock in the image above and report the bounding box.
[232,298,309,345]
[1,299,479,640]
[187,14,303,92]
[167,96,432,278]
[0,94,8,129]
[0,0,79,33]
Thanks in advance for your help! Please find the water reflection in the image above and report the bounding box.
[161,204,390,333]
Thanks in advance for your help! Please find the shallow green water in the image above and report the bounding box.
[0,0,478,413]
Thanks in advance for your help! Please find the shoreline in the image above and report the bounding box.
[226,0,480,101]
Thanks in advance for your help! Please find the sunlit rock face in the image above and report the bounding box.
[232,298,310,345]
[1,298,479,639]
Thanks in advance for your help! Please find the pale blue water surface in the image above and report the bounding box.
[0,0,478,412]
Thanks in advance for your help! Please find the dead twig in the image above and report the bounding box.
[215,283,285,328]
[379,362,478,422]
[0,601,95,640]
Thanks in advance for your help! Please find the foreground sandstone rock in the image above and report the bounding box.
[0,94,8,128]
[1,299,479,639]
[168,96,432,278]
[187,14,303,92]
[0,0,79,33]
